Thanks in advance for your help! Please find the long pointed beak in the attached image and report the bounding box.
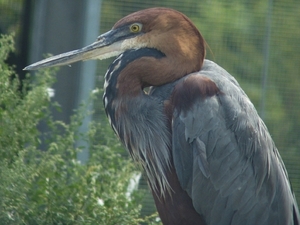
[24,30,123,70]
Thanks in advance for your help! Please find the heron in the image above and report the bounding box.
[25,7,299,225]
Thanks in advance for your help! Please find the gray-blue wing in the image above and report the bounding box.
[172,60,299,225]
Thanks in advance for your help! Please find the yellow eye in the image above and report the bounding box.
[130,23,142,33]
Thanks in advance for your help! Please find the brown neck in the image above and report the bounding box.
[114,7,206,96]
[116,23,206,96]
[117,46,205,96]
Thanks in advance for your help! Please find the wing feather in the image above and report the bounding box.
[171,60,299,225]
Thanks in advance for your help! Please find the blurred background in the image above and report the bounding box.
[1,0,299,217]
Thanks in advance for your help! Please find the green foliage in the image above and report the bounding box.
[0,0,23,35]
[0,34,161,225]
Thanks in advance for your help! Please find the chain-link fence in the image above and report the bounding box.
[2,0,300,218]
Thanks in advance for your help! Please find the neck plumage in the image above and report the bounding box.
[103,48,173,196]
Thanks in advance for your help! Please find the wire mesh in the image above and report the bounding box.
[2,0,300,219]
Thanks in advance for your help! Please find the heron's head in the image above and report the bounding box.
[24,8,205,72]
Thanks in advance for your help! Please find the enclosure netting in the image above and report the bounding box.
[2,0,299,217]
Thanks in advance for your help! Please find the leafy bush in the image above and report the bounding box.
[0,34,160,225]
